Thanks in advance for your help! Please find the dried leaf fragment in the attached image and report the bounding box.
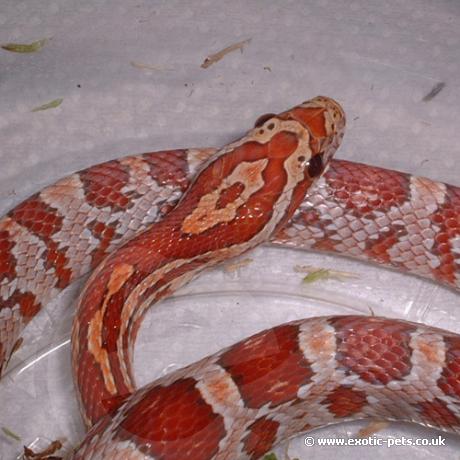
[130,61,174,71]
[357,420,389,437]
[2,426,21,441]
[201,38,251,69]
[23,439,63,459]
[31,98,63,112]
[422,82,445,102]
[1,38,48,53]
[223,258,253,273]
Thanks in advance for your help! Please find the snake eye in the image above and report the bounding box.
[307,153,324,177]
[254,113,277,128]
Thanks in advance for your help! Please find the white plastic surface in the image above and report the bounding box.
[0,1,459,459]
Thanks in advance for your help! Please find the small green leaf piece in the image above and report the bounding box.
[1,38,48,53]
[1,426,21,441]
[302,268,332,284]
[31,98,63,112]
[263,454,278,460]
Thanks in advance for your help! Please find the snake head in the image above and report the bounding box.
[242,96,346,233]
[175,96,346,241]
[254,96,346,181]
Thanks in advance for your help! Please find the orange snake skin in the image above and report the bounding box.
[0,96,459,459]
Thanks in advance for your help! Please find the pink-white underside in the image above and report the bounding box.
[0,148,458,377]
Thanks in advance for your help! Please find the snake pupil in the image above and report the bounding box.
[307,153,324,177]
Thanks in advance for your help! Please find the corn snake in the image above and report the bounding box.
[0,95,459,458]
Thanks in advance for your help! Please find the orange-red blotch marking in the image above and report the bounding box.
[266,131,299,160]
[88,220,118,268]
[418,398,460,429]
[437,335,460,399]
[363,227,406,265]
[216,182,245,209]
[330,316,415,385]
[323,385,368,417]
[116,378,226,460]
[327,160,410,214]
[142,150,190,191]
[0,230,17,283]
[7,195,73,288]
[2,289,40,323]
[8,194,63,238]
[218,324,313,409]
[242,416,280,459]
[79,161,137,210]
[44,240,73,289]
[431,185,460,285]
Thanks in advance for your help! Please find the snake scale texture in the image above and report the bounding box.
[0,96,459,459]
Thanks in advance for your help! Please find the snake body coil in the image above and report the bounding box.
[0,96,459,458]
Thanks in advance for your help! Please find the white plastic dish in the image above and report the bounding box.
[1,245,459,459]
[1,1,459,458]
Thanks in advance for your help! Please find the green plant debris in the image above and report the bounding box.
[31,98,63,112]
[302,268,334,284]
[1,426,21,441]
[263,454,278,460]
[295,264,359,284]
[1,38,48,53]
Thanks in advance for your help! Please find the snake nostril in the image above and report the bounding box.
[307,153,324,177]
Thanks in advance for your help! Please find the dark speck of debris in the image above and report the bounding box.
[420,159,430,166]
[77,84,81,88]
[353,116,360,121]
[422,82,445,102]
[263,66,272,72]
